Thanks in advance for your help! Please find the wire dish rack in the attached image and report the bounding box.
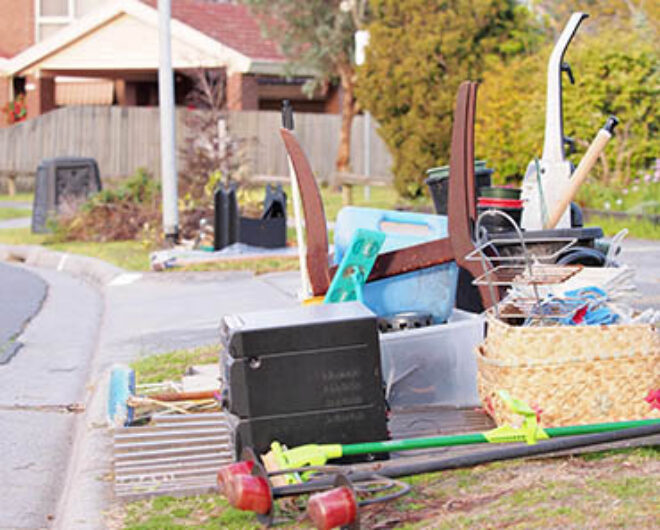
[466,209,584,322]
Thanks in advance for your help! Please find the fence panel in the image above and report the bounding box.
[0,106,393,186]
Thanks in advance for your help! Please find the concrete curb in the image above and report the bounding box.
[0,244,125,288]
[0,244,121,529]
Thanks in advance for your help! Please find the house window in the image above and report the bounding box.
[13,77,27,98]
[39,0,70,17]
[36,0,73,41]
[76,0,110,17]
[36,0,113,41]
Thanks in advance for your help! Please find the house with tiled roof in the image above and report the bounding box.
[0,0,338,126]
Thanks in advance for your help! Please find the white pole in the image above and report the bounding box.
[355,30,371,202]
[158,0,179,242]
[364,111,371,201]
[282,100,312,299]
[288,157,312,298]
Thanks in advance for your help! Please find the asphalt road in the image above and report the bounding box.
[0,266,102,529]
[0,263,47,364]
[616,238,660,310]
[56,269,301,529]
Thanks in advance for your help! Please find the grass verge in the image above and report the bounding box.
[0,227,152,270]
[0,207,31,220]
[176,255,301,274]
[589,215,660,240]
[117,446,659,529]
[129,345,219,385]
[2,186,656,274]
[0,193,34,203]
[117,345,660,529]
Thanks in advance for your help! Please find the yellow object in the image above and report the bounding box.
[483,391,549,444]
[302,296,324,306]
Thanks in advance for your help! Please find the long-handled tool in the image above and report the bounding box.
[108,365,218,427]
[520,12,588,230]
[545,116,618,229]
[260,392,660,476]
[219,421,660,528]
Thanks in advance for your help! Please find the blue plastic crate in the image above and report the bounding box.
[333,207,459,323]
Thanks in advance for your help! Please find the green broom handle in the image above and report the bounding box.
[341,418,659,457]
[545,419,659,437]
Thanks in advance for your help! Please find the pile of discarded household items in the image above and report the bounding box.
[109,12,659,528]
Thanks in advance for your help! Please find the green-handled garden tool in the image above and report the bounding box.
[263,391,660,483]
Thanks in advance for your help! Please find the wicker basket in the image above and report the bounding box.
[477,312,660,426]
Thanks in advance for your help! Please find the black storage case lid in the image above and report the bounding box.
[221,302,378,359]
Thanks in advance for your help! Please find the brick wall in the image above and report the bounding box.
[226,72,258,111]
[0,77,9,127]
[0,0,35,57]
[25,75,55,120]
[323,85,341,114]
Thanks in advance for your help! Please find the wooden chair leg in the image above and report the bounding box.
[448,82,500,310]
[280,128,331,296]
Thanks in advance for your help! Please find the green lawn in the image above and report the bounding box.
[0,185,400,272]
[130,345,219,385]
[589,215,660,240]
[1,186,656,274]
[119,446,659,529]
[119,345,659,529]
[0,193,34,203]
[243,184,413,222]
[0,227,151,270]
[0,207,31,220]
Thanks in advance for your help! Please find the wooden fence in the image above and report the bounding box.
[0,106,393,187]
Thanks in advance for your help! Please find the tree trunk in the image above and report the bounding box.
[336,64,356,173]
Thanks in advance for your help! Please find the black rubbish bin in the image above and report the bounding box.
[31,157,102,233]
[425,160,493,215]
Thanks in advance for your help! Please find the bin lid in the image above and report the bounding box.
[426,160,488,181]
[425,166,449,181]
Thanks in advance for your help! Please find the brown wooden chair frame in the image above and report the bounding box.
[280,81,498,309]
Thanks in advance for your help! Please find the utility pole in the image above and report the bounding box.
[355,29,371,201]
[158,0,179,243]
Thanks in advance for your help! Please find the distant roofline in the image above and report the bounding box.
[5,0,288,76]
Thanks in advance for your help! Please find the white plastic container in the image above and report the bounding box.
[379,309,485,409]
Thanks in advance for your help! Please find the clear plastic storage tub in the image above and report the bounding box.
[379,309,485,409]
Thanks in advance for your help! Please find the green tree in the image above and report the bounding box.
[530,0,659,37]
[240,0,369,173]
[477,29,658,187]
[355,0,541,197]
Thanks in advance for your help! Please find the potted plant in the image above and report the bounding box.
[5,94,27,124]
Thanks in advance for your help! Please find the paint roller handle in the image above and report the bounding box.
[149,390,217,402]
[545,116,618,229]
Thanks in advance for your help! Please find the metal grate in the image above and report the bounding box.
[113,413,234,500]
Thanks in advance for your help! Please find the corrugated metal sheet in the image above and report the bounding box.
[113,413,234,500]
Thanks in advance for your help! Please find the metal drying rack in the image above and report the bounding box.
[466,209,584,322]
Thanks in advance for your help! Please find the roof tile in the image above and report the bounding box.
[141,0,284,62]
